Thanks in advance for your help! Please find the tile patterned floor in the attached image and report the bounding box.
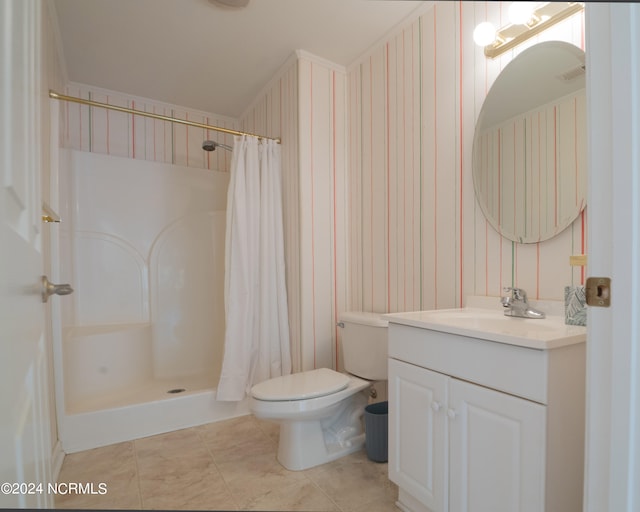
[55,415,400,511]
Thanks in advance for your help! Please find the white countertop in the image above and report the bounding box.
[384,297,587,350]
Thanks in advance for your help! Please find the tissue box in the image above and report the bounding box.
[564,286,587,326]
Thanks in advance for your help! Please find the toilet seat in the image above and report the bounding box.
[251,368,350,401]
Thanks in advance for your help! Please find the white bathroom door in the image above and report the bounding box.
[584,4,640,511]
[0,0,53,508]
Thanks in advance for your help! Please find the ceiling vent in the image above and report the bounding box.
[558,65,586,82]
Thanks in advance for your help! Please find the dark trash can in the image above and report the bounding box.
[364,401,388,462]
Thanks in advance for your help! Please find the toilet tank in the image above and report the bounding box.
[339,312,388,380]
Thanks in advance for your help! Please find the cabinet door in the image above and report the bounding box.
[389,359,447,511]
[448,378,546,512]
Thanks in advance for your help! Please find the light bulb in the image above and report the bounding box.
[508,2,535,25]
[473,22,497,47]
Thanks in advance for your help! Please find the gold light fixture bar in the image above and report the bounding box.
[484,2,584,59]
[49,90,281,144]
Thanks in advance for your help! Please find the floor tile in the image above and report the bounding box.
[55,442,141,510]
[306,451,397,512]
[254,417,280,443]
[54,414,399,511]
[242,479,339,511]
[198,415,276,463]
[217,452,309,508]
[139,468,236,511]
[135,428,215,475]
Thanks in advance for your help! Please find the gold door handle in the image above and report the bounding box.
[41,276,73,303]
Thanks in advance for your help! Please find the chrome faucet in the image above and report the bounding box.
[501,287,545,319]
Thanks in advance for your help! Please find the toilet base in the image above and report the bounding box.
[276,391,368,471]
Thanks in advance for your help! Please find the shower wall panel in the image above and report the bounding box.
[61,149,229,380]
[150,210,226,379]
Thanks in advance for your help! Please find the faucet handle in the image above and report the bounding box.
[502,286,516,297]
[503,287,528,301]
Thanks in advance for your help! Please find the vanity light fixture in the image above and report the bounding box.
[507,2,536,26]
[474,2,584,59]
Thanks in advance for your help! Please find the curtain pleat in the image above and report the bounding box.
[217,136,291,401]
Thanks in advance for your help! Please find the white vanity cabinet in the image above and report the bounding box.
[387,320,586,512]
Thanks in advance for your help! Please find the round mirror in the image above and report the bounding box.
[472,41,586,243]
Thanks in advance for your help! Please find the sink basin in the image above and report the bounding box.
[384,307,586,349]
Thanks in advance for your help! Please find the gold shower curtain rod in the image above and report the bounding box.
[49,90,281,144]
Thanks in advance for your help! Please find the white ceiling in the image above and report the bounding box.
[52,0,428,118]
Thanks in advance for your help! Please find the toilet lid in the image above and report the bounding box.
[251,368,350,401]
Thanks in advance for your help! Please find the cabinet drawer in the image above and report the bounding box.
[388,323,549,403]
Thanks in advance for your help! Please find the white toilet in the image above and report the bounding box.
[250,311,388,471]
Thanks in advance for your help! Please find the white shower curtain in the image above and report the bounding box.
[217,136,291,401]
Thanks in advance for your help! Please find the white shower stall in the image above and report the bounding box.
[54,149,248,453]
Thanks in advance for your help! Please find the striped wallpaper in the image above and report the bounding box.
[239,56,304,372]
[241,52,349,373]
[61,1,588,375]
[347,1,587,316]
[63,83,238,173]
[296,55,348,372]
